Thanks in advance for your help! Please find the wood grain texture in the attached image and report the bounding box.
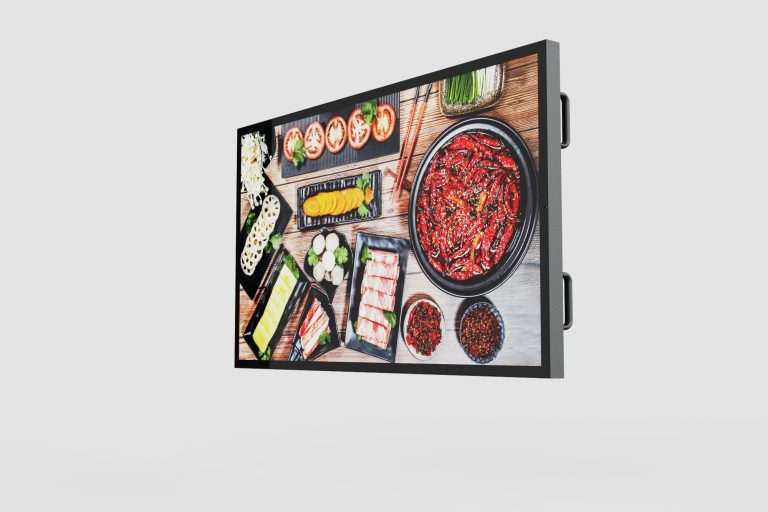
[238,54,541,366]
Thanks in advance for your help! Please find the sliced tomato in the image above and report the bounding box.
[348,108,370,150]
[325,116,347,154]
[304,122,325,160]
[372,103,396,142]
[283,127,303,162]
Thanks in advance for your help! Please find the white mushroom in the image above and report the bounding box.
[321,250,336,272]
[330,265,343,286]
[312,234,325,255]
[312,263,325,282]
[325,232,340,252]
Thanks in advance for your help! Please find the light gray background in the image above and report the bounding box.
[1,2,766,510]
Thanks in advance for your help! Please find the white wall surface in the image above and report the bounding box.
[1,1,766,510]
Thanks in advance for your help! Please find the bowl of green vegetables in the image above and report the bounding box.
[439,64,505,117]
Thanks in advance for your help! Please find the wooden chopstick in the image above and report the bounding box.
[394,81,432,200]
[391,85,420,204]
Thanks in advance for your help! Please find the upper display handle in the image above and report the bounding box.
[560,92,570,149]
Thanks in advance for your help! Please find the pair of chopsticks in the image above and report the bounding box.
[392,82,433,202]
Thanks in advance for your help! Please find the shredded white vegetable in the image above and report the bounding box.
[241,132,269,209]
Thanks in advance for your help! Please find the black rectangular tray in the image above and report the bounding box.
[344,232,410,362]
[243,247,308,360]
[278,92,400,178]
[237,176,293,299]
[296,170,381,231]
[288,286,341,362]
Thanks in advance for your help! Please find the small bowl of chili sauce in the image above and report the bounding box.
[403,298,444,360]
[459,302,504,364]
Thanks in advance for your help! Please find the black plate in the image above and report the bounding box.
[296,170,382,231]
[408,117,538,297]
[302,228,353,301]
[237,176,294,299]
[243,247,308,360]
[278,93,400,178]
[288,286,342,362]
[344,233,410,363]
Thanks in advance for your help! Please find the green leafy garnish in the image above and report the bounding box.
[353,320,362,341]
[361,99,378,125]
[265,233,282,254]
[284,253,300,280]
[291,138,307,168]
[318,331,331,346]
[258,345,272,361]
[356,172,372,216]
[360,244,372,264]
[307,247,320,267]
[356,172,371,191]
[383,311,396,328]
[245,210,257,234]
[334,246,349,266]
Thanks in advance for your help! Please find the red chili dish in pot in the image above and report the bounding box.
[415,131,521,281]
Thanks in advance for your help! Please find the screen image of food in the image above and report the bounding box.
[237,50,544,370]
[415,131,521,281]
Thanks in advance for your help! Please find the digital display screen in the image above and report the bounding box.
[236,41,563,377]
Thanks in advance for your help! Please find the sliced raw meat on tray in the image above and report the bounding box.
[358,303,391,329]
[364,260,399,280]
[346,234,410,363]
[356,317,390,349]
[298,297,330,360]
[369,249,399,267]
[360,287,396,312]
[361,273,396,297]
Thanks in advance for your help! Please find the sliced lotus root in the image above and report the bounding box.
[240,195,280,276]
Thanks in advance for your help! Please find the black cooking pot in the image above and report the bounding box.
[407,117,538,297]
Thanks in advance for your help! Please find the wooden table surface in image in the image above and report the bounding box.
[238,54,541,366]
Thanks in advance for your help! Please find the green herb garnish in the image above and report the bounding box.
[361,99,378,125]
[265,233,281,254]
[360,244,372,264]
[258,345,272,361]
[356,172,371,191]
[383,311,396,328]
[334,246,349,266]
[291,138,307,168]
[307,247,320,267]
[318,331,331,346]
[356,173,372,216]
[245,210,257,234]
[284,253,300,279]
[353,320,362,341]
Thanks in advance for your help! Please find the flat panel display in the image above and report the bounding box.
[236,40,564,377]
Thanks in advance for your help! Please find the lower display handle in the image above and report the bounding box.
[563,272,573,330]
